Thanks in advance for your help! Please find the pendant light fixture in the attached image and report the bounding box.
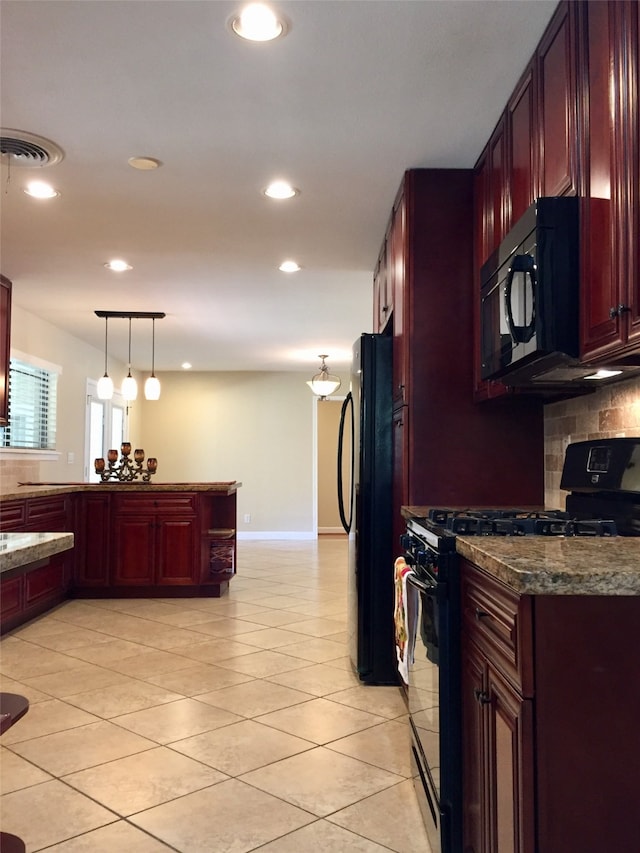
[96,315,114,400]
[307,354,341,399]
[121,316,138,401]
[144,316,161,400]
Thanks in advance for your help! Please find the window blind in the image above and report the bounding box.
[2,358,58,449]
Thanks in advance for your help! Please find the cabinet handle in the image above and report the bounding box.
[610,304,631,318]
[609,306,618,319]
[474,688,491,705]
[619,304,631,314]
[475,607,490,621]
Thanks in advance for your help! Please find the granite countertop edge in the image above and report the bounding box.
[456,536,640,596]
[0,482,242,501]
[0,532,75,573]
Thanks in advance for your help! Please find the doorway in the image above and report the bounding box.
[84,379,127,481]
[316,396,350,534]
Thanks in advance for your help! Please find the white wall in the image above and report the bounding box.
[139,371,330,536]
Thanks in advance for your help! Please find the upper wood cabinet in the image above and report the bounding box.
[373,238,391,333]
[537,1,580,198]
[0,274,12,426]
[580,0,640,361]
[507,61,538,227]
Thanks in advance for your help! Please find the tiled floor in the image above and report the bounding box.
[0,537,432,852]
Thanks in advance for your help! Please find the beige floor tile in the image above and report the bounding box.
[167,638,258,663]
[99,648,197,679]
[8,720,156,776]
[328,778,433,853]
[275,636,348,663]
[240,746,403,817]
[145,662,254,695]
[256,819,391,851]
[26,627,121,652]
[63,746,226,815]
[0,746,52,793]
[0,637,90,680]
[0,698,100,745]
[178,617,265,637]
[63,637,153,665]
[255,697,385,744]
[0,779,117,849]
[171,718,313,775]
[40,819,175,851]
[266,662,361,696]
[146,608,227,627]
[23,662,134,698]
[10,617,77,641]
[329,684,408,719]
[196,678,313,717]
[131,625,224,650]
[231,627,313,649]
[112,697,242,744]
[186,601,270,619]
[252,594,313,610]
[281,600,349,617]
[214,649,313,678]
[326,719,413,777]
[130,778,314,853]
[242,609,319,628]
[61,681,184,718]
[278,616,347,637]
[0,675,52,704]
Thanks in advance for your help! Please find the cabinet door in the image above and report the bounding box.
[0,274,11,426]
[112,516,155,585]
[392,405,409,554]
[462,641,488,853]
[537,1,579,197]
[487,117,508,254]
[507,62,537,228]
[373,242,391,333]
[157,517,197,585]
[75,493,110,587]
[486,663,535,853]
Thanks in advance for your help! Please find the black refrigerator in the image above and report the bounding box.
[338,333,396,685]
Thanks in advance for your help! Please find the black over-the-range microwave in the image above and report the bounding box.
[480,196,582,388]
[479,196,640,391]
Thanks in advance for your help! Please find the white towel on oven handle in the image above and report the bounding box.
[394,557,419,686]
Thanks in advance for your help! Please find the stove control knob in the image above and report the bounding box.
[400,533,413,551]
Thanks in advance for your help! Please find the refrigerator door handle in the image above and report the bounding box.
[337,391,354,533]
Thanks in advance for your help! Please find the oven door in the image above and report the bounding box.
[407,572,443,853]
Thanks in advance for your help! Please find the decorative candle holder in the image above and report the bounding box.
[94,446,158,482]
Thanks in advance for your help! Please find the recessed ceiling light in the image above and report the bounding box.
[104,259,132,272]
[24,180,59,199]
[583,369,623,380]
[128,156,162,170]
[263,180,299,200]
[182,362,192,370]
[279,260,301,272]
[230,3,289,41]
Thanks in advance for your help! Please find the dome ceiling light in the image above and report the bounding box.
[128,156,162,171]
[104,259,133,272]
[307,355,341,400]
[279,260,301,272]
[230,3,289,41]
[263,180,298,200]
[24,180,59,199]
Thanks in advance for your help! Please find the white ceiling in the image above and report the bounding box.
[0,0,557,374]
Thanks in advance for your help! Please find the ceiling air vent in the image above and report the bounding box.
[0,129,64,167]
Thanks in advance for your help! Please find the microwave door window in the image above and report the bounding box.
[481,272,513,379]
[505,253,537,358]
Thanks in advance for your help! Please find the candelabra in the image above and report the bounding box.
[94,443,158,482]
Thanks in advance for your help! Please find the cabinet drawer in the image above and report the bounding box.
[0,500,26,530]
[461,560,533,695]
[113,493,197,515]
[26,496,69,529]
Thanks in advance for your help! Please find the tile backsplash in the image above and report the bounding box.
[0,458,40,494]
[544,375,640,509]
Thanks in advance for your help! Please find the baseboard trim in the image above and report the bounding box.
[237,531,317,541]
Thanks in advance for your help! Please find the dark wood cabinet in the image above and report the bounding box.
[377,170,543,548]
[580,0,640,362]
[537,1,579,198]
[461,558,640,853]
[73,491,110,588]
[111,493,198,587]
[373,236,391,333]
[507,61,538,227]
[0,274,11,426]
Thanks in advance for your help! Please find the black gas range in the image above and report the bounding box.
[400,438,640,853]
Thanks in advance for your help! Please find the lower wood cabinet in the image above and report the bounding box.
[461,558,640,853]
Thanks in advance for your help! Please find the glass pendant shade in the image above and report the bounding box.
[122,372,138,401]
[307,355,341,398]
[97,373,114,400]
[144,375,161,400]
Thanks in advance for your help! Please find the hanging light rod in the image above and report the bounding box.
[94,310,166,319]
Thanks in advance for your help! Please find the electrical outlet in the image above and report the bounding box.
[67,452,75,464]
[243,513,251,523]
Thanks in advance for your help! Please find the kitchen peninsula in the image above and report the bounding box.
[457,535,640,853]
[0,482,241,635]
